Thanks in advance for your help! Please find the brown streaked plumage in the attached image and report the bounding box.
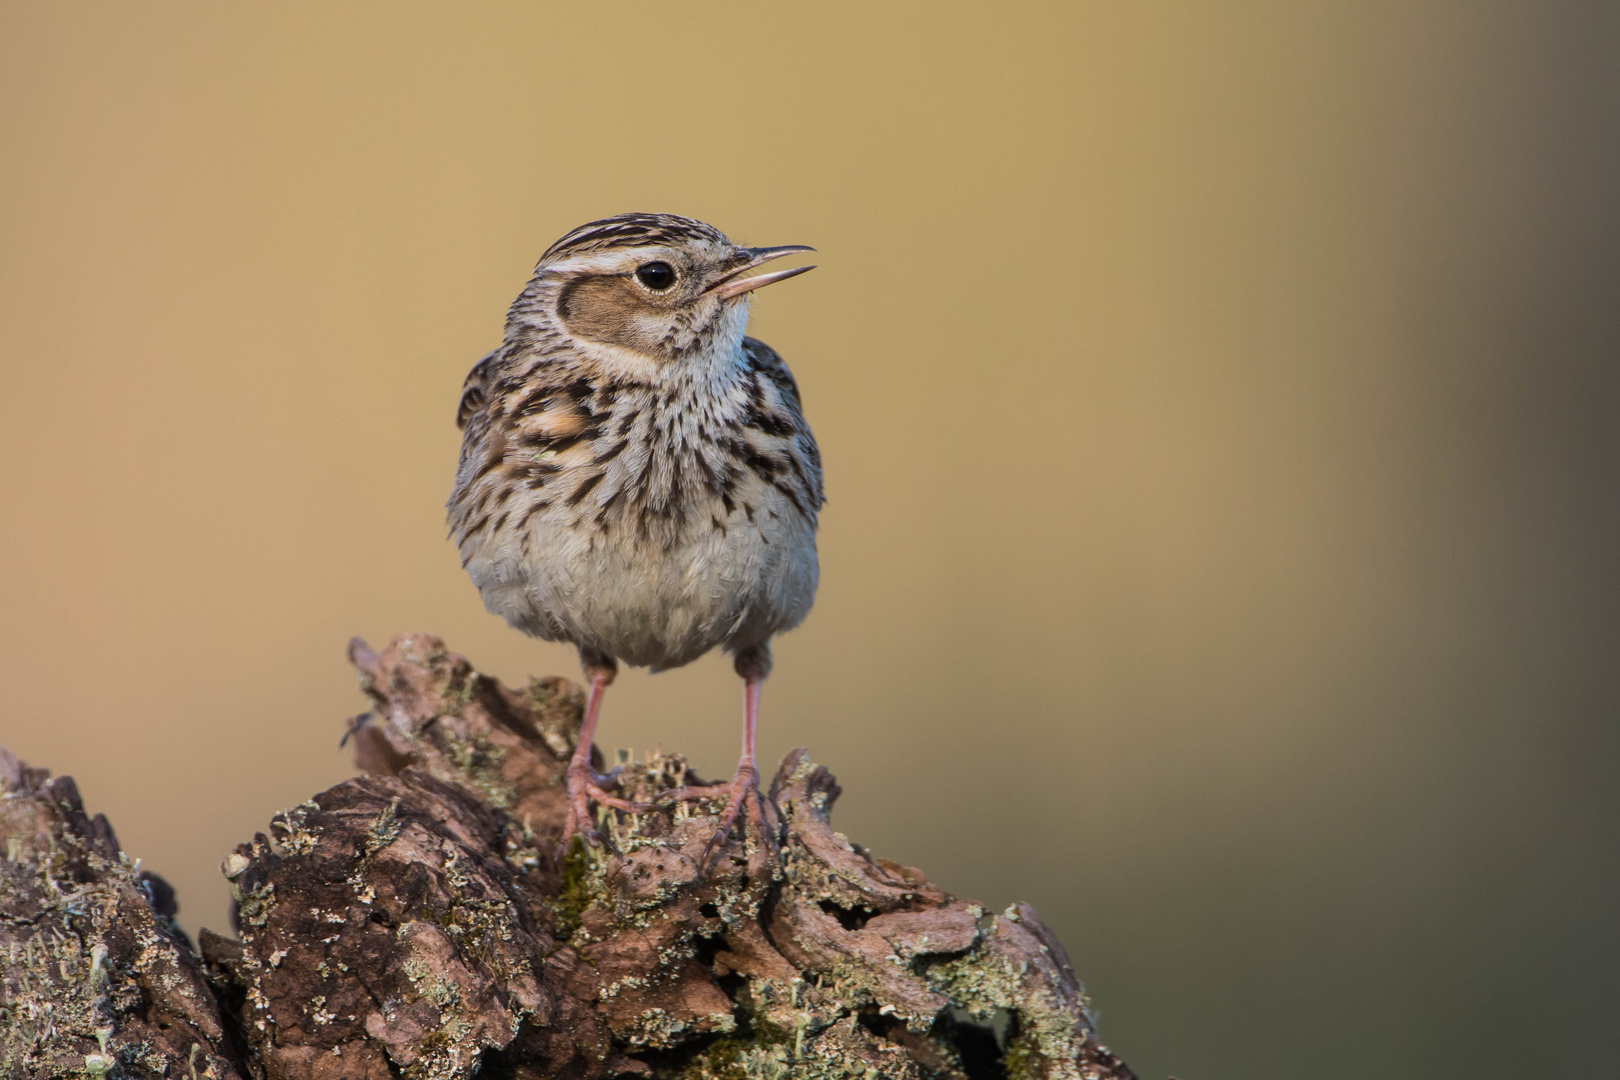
[447,213,824,864]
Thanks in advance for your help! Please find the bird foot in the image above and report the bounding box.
[662,764,779,874]
[557,764,656,858]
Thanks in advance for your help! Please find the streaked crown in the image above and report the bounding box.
[539,213,731,266]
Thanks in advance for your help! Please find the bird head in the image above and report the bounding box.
[519,213,814,379]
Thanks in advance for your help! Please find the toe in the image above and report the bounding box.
[586,784,654,814]
[659,782,734,804]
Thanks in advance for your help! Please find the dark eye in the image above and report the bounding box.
[635,261,676,291]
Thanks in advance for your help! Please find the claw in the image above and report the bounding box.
[665,765,779,876]
[557,764,655,860]
[553,828,608,864]
[554,827,613,863]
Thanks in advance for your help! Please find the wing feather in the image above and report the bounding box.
[455,350,500,430]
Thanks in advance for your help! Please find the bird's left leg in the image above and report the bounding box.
[663,644,780,870]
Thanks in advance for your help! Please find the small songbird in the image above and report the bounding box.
[447,213,824,861]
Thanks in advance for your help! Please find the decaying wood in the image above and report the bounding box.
[0,751,242,1079]
[0,634,1138,1079]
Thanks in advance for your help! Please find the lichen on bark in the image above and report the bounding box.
[0,751,241,1080]
[0,634,1139,1080]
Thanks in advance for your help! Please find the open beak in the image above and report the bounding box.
[708,245,817,300]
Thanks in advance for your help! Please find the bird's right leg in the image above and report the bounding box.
[560,651,650,852]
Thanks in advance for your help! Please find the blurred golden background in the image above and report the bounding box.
[3,3,1617,1077]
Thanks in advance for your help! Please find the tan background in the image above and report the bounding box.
[3,3,1617,1077]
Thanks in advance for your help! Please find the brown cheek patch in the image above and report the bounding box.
[557,275,665,354]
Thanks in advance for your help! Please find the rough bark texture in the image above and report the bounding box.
[0,633,1138,1080]
[0,751,243,1079]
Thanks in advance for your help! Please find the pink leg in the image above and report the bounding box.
[665,673,778,872]
[560,670,650,853]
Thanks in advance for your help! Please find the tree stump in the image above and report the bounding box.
[0,634,1138,1080]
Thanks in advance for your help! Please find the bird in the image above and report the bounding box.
[446,212,824,865]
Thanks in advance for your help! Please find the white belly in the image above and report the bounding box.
[462,489,817,670]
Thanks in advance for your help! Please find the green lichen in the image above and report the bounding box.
[0,779,234,1079]
[230,875,275,930]
[443,669,481,717]
[435,728,518,810]
[267,800,321,856]
[523,677,586,760]
[925,936,1083,1080]
[654,1020,916,1080]
[546,837,595,940]
[364,796,403,855]
[0,912,109,1077]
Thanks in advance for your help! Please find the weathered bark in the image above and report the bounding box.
[0,751,243,1079]
[1,634,1138,1080]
